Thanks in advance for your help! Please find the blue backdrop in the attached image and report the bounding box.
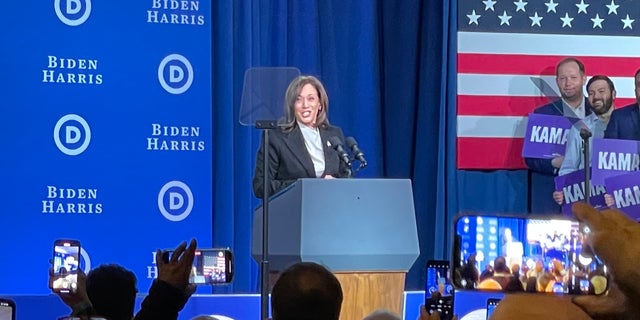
[1,0,536,296]
[1,0,212,294]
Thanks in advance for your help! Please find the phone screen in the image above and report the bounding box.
[192,249,233,284]
[425,295,453,320]
[453,214,608,295]
[0,299,14,320]
[425,260,453,297]
[52,240,80,293]
[486,298,501,319]
[164,248,233,285]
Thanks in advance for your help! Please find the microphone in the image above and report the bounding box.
[328,136,351,167]
[580,128,592,139]
[345,137,367,168]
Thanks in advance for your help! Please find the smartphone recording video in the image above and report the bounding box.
[425,260,453,320]
[163,248,233,285]
[0,298,15,320]
[425,260,453,297]
[453,214,608,295]
[51,239,81,293]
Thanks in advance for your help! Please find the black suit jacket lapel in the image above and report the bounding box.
[284,126,316,177]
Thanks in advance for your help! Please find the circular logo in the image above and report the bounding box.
[54,0,92,26]
[157,54,194,94]
[80,248,92,274]
[53,114,91,156]
[158,181,194,222]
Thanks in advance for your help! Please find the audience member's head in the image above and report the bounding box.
[362,309,401,320]
[86,264,138,320]
[510,263,520,276]
[271,262,343,320]
[537,272,555,292]
[493,257,510,274]
[466,253,476,265]
[191,316,221,320]
[479,265,494,282]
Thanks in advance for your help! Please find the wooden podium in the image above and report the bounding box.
[252,179,420,320]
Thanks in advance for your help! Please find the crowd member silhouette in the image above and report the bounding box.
[252,75,351,198]
[489,257,512,289]
[271,261,343,320]
[467,253,583,293]
[459,253,479,289]
[85,264,137,320]
[52,239,197,320]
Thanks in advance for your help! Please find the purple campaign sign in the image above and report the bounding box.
[604,171,640,221]
[554,169,607,216]
[592,138,640,185]
[522,113,573,158]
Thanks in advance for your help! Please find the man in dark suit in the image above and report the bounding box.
[252,75,351,198]
[605,68,640,140]
[525,57,592,214]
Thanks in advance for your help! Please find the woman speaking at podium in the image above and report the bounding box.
[252,75,351,198]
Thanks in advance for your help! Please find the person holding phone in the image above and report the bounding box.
[51,240,81,294]
[489,203,640,319]
[419,300,458,320]
[51,239,199,320]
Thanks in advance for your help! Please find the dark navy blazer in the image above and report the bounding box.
[604,103,640,140]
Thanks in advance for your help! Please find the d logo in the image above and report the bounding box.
[53,114,91,156]
[158,54,194,94]
[158,181,194,221]
[54,0,92,26]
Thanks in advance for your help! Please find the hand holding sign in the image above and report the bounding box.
[604,171,640,221]
[522,113,573,159]
[554,169,607,215]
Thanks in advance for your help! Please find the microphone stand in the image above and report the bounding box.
[570,128,592,295]
[256,120,277,320]
[580,128,592,205]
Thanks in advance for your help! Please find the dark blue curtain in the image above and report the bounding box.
[210,0,527,293]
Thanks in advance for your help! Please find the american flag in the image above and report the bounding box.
[457,0,640,169]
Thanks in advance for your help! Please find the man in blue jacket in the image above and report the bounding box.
[525,57,592,214]
[604,68,640,140]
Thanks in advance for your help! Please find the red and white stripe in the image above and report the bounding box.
[457,31,639,169]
